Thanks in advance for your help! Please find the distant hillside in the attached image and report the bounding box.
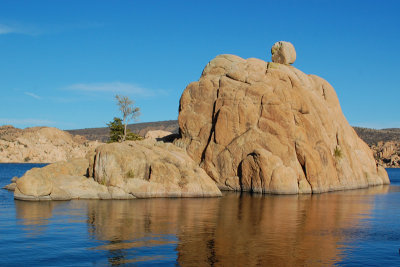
[66,120,179,142]
[67,121,400,146]
[353,127,400,146]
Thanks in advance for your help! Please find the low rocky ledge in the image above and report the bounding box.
[10,139,221,201]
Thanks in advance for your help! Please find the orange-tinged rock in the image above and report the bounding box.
[177,44,389,194]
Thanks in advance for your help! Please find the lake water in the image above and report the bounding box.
[1,164,400,266]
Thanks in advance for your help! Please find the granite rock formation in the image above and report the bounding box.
[178,42,389,194]
[6,41,390,198]
[0,125,101,163]
[12,139,221,200]
[371,141,400,167]
[89,140,221,198]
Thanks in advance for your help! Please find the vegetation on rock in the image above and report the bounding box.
[107,117,142,143]
[333,146,343,160]
[115,95,140,141]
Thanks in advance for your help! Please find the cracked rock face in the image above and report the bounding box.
[178,53,389,194]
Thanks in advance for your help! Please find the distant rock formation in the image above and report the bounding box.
[371,141,400,167]
[178,41,389,194]
[11,139,221,200]
[0,125,101,163]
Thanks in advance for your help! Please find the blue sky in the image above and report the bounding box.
[0,0,399,130]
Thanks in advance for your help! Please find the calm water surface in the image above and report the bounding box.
[1,164,400,266]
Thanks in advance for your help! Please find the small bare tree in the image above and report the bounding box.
[115,94,140,141]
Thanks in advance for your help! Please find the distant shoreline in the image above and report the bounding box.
[1,121,400,168]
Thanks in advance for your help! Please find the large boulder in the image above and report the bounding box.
[16,158,89,197]
[177,44,389,194]
[271,41,296,65]
[14,174,110,201]
[90,139,221,198]
[14,158,107,201]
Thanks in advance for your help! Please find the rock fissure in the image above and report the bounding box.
[322,85,327,100]
[257,95,264,127]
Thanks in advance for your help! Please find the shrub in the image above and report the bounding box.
[107,117,142,143]
[334,146,343,159]
[126,169,135,178]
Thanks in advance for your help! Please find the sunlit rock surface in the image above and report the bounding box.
[177,42,389,194]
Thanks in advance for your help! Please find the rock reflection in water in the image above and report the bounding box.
[86,199,183,265]
[177,186,389,266]
[13,185,389,266]
[14,201,56,237]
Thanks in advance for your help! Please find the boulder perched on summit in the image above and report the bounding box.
[177,42,389,194]
[271,41,296,65]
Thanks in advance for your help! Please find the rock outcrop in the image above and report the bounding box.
[12,139,221,200]
[0,125,101,163]
[371,141,400,167]
[177,42,389,194]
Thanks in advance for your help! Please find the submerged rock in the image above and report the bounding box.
[177,42,389,194]
[3,183,16,191]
